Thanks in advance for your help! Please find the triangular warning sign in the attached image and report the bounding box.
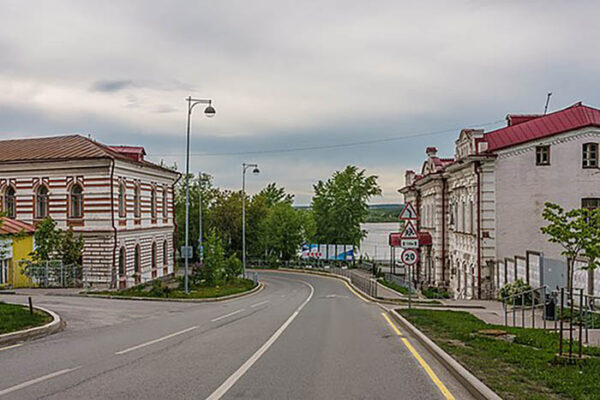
[399,203,417,220]
[400,221,418,239]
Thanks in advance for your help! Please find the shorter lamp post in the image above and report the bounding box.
[242,162,260,276]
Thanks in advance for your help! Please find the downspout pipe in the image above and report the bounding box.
[475,161,482,299]
[110,158,117,289]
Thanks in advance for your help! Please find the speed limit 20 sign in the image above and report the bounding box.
[401,248,419,265]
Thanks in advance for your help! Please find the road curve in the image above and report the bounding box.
[0,271,475,399]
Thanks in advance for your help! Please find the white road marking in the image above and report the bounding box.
[0,367,81,397]
[250,300,270,308]
[115,326,198,355]
[211,309,245,322]
[205,279,315,400]
[0,344,22,352]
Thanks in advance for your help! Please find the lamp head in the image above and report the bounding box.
[252,167,260,175]
[204,104,216,118]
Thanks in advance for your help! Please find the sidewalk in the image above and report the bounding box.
[437,299,600,347]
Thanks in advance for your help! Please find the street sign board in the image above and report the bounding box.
[400,221,418,239]
[180,246,193,259]
[401,248,419,265]
[399,203,417,220]
[401,239,419,249]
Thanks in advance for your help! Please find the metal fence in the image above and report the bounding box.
[256,261,378,298]
[20,260,83,288]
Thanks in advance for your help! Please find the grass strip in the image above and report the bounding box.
[93,278,256,299]
[399,309,600,400]
[0,302,51,334]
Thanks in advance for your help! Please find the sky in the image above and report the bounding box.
[1,1,599,204]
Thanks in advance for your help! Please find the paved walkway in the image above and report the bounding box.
[436,299,600,347]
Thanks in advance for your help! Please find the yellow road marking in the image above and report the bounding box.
[343,281,371,303]
[381,312,403,336]
[0,344,22,352]
[382,313,455,400]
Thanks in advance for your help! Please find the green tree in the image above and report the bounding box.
[31,217,62,262]
[202,229,226,286]
[311,165,381,246]
[540,202,600,295]
[256,183,294,207]
[259,202,306,261]
[59,228,84,266]
[174,172,217,260]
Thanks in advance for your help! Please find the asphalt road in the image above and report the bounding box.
[0,271,475,399]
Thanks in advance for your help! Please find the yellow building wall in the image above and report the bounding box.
[10,235,34,288]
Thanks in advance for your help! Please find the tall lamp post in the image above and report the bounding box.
[184,97,215,294]
[242,162,260,276]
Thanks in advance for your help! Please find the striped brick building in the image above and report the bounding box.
[0,135,180,288]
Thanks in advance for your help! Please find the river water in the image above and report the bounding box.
[359,222,401,261]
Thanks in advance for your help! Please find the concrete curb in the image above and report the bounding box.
[0,303,64,347]
[71,281,264,303]
[388,309,502,400]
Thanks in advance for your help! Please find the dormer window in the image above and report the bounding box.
[535,145,550,166]
[583,143,598,168]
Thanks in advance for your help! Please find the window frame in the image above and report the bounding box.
[134,182,141,219]
[118,247,126,277]
[4,186,16,219]
[163,240,168,266]
[583,143,599,169]
[35,185,50,219]
[69,183,84,219]
[150,185,157,220]
[118,181,127,218]
[535,145,550,166]
[162,186,168,218]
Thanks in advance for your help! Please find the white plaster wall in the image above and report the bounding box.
[495,128,600,263]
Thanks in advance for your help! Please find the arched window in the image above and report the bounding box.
[118,247,126,277]
[118,182,126,217]
[152,242,157,270]
[162,186,168,218]
[163,240,168,265]
[134,183,141,218]
[69,184,83,218]
[36,185,49,219]
[134,244,141,283]
[150,186,157,219]
[4,186,15,218]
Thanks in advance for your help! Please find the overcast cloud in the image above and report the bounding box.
[1,0,599,204]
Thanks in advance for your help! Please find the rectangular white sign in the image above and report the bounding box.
[401,239,419,249]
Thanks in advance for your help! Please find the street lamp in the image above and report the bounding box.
[184,97,215,294]
[242,162,259,276]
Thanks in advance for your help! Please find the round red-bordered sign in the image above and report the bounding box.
[401,248,419,265]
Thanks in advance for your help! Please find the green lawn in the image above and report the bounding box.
[378,278,412,295]
[0,302,52,334]
[399,309,600,400]
[93,278,256,299]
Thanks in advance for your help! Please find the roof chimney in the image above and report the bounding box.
[426,147,438,157]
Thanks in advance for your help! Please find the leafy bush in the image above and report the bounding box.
[422,286,450,299]
[499,279,532,304]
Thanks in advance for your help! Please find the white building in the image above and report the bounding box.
[400,102,600,299]
[0,135,180,288]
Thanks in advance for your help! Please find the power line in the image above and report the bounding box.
[155,119,505,158]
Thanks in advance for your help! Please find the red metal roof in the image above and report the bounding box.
[0,217,35,235]
[485,103,600,152]
[108,146,147,162]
